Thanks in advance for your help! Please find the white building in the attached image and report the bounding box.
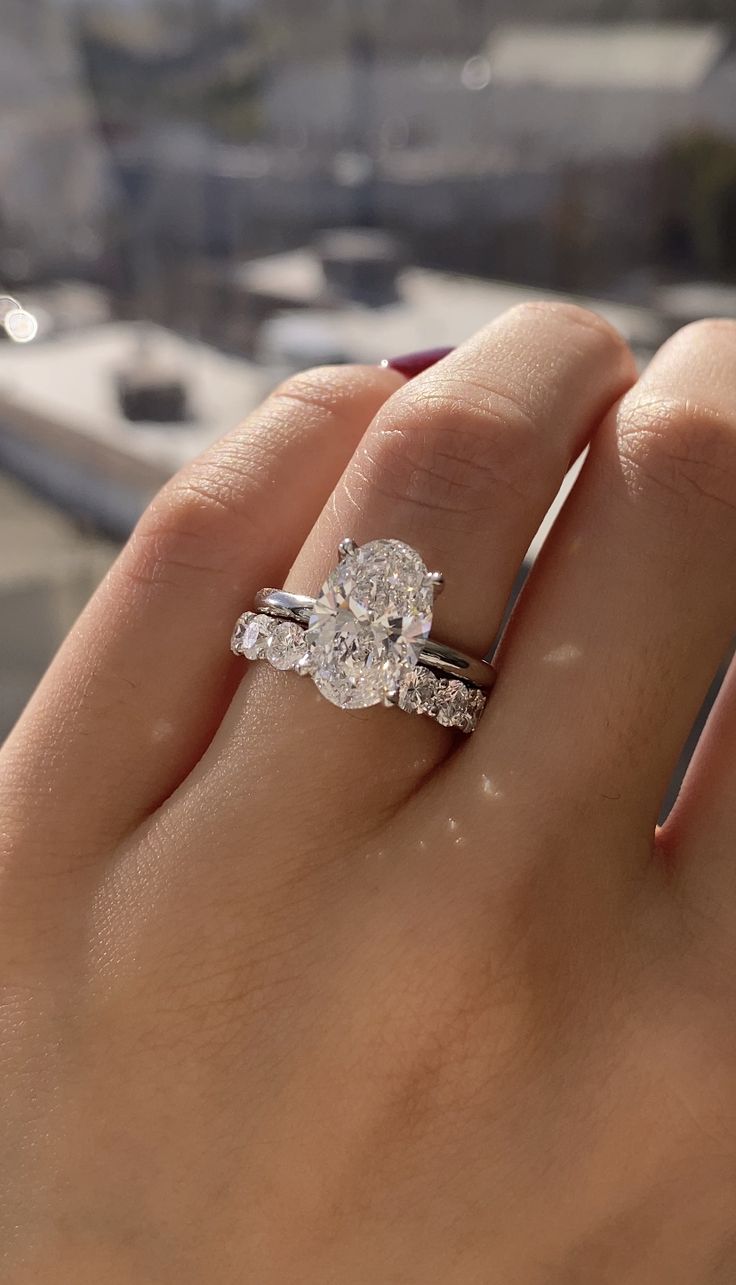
[0,322,270,534]
[246,248,665,369]
[261,23,735,163]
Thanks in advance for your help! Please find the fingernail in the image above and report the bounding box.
[380,345,455,379]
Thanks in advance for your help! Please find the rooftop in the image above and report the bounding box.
[251,252,667,367]
[0,323,269,532]
[484,23,728,92]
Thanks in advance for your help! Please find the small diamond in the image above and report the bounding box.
[398,667,437,716]
[231,611,255,655]
[241,613,272,661]
[435,679,470,728]
[266,621,308,671]
[464,688,486,733]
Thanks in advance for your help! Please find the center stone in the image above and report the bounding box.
[305,538,434,709]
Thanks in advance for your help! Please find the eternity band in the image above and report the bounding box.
[231,538,496,735]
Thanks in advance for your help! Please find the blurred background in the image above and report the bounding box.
[1,0,734,788]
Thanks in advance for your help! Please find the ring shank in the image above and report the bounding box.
[254,588,496,690]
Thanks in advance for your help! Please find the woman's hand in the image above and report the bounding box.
[3,304,736,1284]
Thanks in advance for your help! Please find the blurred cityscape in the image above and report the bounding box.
[2,0,735,765]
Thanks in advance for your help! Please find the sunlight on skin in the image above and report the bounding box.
[411,753,436,774]
[151,719,176,744]
[362,846,389,863]
[480,773,505,802]
[446,816,468,850]
[542,643,584,666]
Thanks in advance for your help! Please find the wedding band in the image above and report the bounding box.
[231,538,496,734]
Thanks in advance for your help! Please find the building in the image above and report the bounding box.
[261,23,733,162]
[109,21,736,293]
[212,239,667,369]
[0,473,117,739]
[0,322,270,535]
[0,0,113,282]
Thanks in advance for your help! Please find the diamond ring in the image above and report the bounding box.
[231,538,496,734]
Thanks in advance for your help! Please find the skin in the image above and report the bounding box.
[2,302,736,1283]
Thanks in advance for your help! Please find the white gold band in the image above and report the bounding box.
[253,588,496,690]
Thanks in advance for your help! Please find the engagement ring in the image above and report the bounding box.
[231,538,495,734]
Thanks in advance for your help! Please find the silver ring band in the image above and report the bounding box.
[254,588,496,689]
[231,538,496,735]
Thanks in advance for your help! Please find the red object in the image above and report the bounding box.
[380,346,455,378]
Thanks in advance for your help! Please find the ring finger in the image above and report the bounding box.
[207,302,636,820]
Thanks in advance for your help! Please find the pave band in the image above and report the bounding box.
[230,538,495,735]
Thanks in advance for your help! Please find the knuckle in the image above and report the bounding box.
[670,316,736,351]
[270,365,353,418]
[617,394,736,516]
[364,378,544,520]
[504,298,629,358]
[162,437,267,526]
[118,364,386,600]
[271,363,346,394]
[269,363,390,427]
[122,449,265,595]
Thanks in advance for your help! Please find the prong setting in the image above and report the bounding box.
[427,570,444,595]
[295,653,313,677]
[338,537,358,561]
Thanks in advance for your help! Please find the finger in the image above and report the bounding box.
[204,302,634,826]
[0,365,402,866]
[470,319,736,847]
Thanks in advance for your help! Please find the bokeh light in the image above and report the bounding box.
[4,308,39,344]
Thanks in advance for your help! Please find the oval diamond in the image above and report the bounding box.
[305,539,434,709]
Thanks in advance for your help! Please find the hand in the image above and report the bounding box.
[3,303,736,1284]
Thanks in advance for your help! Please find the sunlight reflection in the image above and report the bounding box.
[4,307,38,344]
[480,773,505,801]
[151,719,175,743]
[542,643,583,666]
